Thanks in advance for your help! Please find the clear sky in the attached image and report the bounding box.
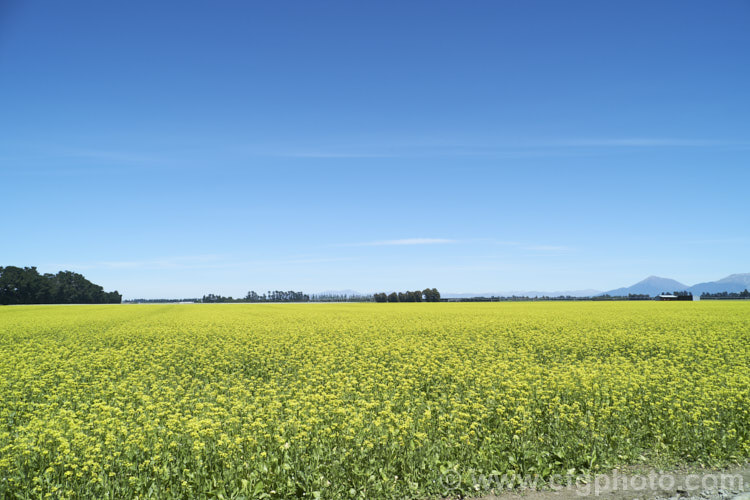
[2,1,749,298]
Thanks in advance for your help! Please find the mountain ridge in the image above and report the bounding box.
[602,273,750,296]
[443,273,750,298]
[603,276,688,297]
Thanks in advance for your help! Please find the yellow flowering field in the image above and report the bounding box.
[1,302,748,498]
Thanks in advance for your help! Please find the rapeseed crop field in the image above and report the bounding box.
[1,302,748,499]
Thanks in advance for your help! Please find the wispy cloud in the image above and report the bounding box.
[487,240,574,252]
[548,138,747,148]
[340,238,573,250]
[1,146,169,177]
[522,245,573,252]
[61,148,164,164]
[680,236,750,245]
[6,137,747,173]
[272,151,396,159]
[49,255,356,272]
[278,257,355,265]
[51,255,226,271]
[237,137,749,160]
[350,238,457,246]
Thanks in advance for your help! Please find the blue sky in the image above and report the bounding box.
[2,1,749,298]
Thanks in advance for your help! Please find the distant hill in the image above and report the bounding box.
[386,274,750,300]
[603,273,750,297]
[604,276,688,297]
[688,273,750,295]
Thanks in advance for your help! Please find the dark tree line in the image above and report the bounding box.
[202,289,442,303]
[446,293,658,302]
[246,290,310,302]
[201,291,312,303]
[124,298,199,303]
[201,294,240,303]
[701,289,750,299]
[0,266,122,305]
[205,291,374,303]
[373,288,441,302]
[308,293,373,302]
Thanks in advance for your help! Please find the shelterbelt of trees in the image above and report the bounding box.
[701,289,750,299]
[0,266,122,305]
[201,289,442,303]
[373,288,441,302]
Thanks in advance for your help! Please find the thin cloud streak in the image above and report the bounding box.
[238,138,749,160]
[272,151,396,159]
[49,255,356,272]
[489,241,574,252]
[549,138,749,148]
[62,148,164,164]
[522,245,573,252]
[340,238,572,250]
[349,238,457,246]
[49,255,227,271]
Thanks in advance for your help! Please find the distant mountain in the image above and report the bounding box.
[441,273,750,300]
[603,273,750,297]
[688,273,750,295]
[604,276,688,297]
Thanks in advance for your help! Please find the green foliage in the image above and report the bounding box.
[0,266,121,305]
